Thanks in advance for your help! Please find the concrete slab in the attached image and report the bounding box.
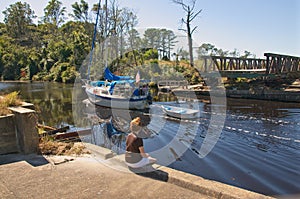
[0,144,277,199]
[8,107,35,114]
[0,154,209,199]
[83,142,115,159]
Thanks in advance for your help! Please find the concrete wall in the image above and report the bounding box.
[0,105,38,155]
[0,114,18,154]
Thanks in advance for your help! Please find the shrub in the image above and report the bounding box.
[0,91,22,116]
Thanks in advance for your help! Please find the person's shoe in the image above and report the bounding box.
[149,157,157,164]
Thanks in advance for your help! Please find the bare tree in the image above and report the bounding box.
[173,0,201,67]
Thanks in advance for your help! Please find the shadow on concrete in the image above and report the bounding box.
[128,165,169,182]
[0,153,49,167]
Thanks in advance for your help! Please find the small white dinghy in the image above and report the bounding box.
[161,105,199,119]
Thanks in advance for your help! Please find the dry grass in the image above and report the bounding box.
[38,136,90,156]
[0,91,23,116]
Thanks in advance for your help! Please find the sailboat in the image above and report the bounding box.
[85,68,152,110]
[83,0,152,110]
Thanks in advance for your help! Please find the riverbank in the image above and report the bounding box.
[173,78,300,102]
[0,143,275,199]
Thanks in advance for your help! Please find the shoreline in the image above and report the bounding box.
[173,88,300,103]
[1,80,300,102]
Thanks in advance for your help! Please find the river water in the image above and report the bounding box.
[1,81,299,197]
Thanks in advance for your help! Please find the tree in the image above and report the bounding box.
[143,28,161,50]
[43,0,66,27]
[70,0,89,22]
[240,50,253,58]
[161,29,177,60]
[173,0,202,67]
[89,0,139,70]
[142,28,178,60]
[197,43,214,56]
[125,12,139,50]
[0,1,156,82]
[229,48,240,57]
[2,2,36,40]
[60,21,90,69]
[177,48,189,60]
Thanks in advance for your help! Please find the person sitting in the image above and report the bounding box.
[125,117,157,168]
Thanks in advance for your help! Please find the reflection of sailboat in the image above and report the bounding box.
[95,105,154,138]
[82,98,156,151]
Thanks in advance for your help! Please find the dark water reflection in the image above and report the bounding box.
[1,82,299,197]
[0,82,74,127]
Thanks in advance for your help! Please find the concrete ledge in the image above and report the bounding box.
[157,165,273,199]
[83,142,115,159]
[88,144,274,199]
[8,106,38,154]
[20,102,35,110]
[8,106,35,114]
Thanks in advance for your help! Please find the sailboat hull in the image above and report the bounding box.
[86,88,149,110]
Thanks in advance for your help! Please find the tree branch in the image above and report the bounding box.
[191,26,198,34]
[178,28,187,33]
[190,0,196,11]
[181,18,187,25]
[172,0,188,12]
[190,9,202,21]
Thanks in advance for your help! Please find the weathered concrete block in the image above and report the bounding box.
[21,102,35,110]
[0,114,18,154]
[9,107,39,154]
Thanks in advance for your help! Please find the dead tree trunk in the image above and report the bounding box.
[173,0,202,67]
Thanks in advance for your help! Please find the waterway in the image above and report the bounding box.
[1,81,299,197]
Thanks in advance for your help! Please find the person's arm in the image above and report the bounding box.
[139,146,149,158]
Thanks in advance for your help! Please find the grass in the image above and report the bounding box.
[0,91,23,116]
[38,135,91,156]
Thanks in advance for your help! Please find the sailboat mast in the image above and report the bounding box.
[104,0,108,68]
[88,0,102,80]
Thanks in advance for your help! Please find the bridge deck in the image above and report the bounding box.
[220,69,268,78]
[220,69,266,73]
[200,53,299,75]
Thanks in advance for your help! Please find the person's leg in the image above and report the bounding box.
[126,156,158,168]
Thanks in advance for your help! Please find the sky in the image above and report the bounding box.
[0,0,299,58]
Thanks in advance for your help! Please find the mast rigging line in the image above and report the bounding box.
[88,0,102,80]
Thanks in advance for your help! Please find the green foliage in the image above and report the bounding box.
[0,1,206,84]
[2,2,36,40]
[70,0,89,22]
[61,66,78,83]
[197,43,256,58]
[43,0,66,27]
[144,49,158,60]
[0,1,93,82]
[32,70,50,81]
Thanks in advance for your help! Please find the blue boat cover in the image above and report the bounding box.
[109,81,117,94]
[104,67,131,81]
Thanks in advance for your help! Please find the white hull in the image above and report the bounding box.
[86,87,149,110]
[162,105,199,119]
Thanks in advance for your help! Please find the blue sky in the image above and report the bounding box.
[0,0,299,58]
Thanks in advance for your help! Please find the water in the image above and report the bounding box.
[1,82,299,197]
[0,82,74,127]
